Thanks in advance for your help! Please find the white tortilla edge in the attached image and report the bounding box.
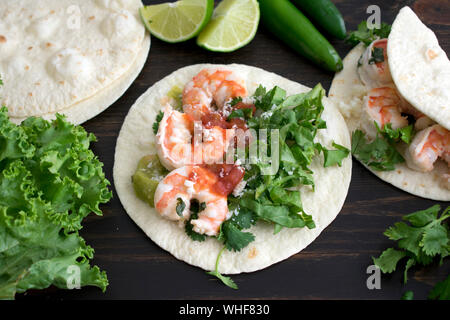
[388,6,450,130]
[9,35,150,125]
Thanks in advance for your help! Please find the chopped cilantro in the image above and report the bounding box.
[175,198,186,217]
[227,107,253,121]
[255,86,286,111]
[229,96,243,107]
[239,83,347,235]
[152,110,164,135]
[369,47,385,64]
[320,142,350,168]
[379,123,414,144]
[351,129,405,171]
[352,122,415,172]
[184,200,207,242]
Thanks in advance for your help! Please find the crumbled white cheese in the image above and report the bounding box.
[261,111,273,119]
[203,129,214,142]
[184,180,195,194]
[232,179,247,197]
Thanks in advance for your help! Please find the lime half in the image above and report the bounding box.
[197,0,260,52]
[139,0,214,43]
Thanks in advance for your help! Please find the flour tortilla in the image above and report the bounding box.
[388,7,450,130]
[114,64,352,274]
[329,8,450,201]
[0,0,150,124]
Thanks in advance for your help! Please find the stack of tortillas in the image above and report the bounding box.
[0,0,150,124]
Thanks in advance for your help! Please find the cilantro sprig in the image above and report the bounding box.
[373,205,450,284]
[206,247,238,290]
[346,21,392,46]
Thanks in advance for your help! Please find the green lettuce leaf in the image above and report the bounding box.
[0,108,111,299]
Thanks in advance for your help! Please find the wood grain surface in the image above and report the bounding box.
[19,0,449,300]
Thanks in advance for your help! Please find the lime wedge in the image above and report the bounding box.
[139,0,214,43]
[197,0,260,52]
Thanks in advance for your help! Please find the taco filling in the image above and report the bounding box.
[355,37,449,180]
[135,68,349,240]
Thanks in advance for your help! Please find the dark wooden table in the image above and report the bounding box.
[20,0,449,300]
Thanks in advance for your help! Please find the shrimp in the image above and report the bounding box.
[154,166,229,236]
[156,105,235,170]
[358,39,393,88]
[360,87,409,138]
[360,87,435,138]
[183,69,248,120]
[405,124,450,172]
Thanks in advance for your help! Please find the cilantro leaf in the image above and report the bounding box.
[152,110,164,135]
[351,129,405,171]
[219,220,255,252]
[428,274,450,300]
[176,198,186,217]
[372,248,407,274]
[227,107,253,121]
[377,123,414,145]
[321,142,350,167]
[229,96,243,107]
[184,200,206,242]
[228,206,256,230]
[368,47,385,64]
[372,205,450,284]
[346,21,392,46]
[255,86,286,111]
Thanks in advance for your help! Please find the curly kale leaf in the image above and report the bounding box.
[0,108,111,299]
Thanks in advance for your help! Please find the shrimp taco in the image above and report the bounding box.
[330,6,450,201]
[114,64,352,286]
